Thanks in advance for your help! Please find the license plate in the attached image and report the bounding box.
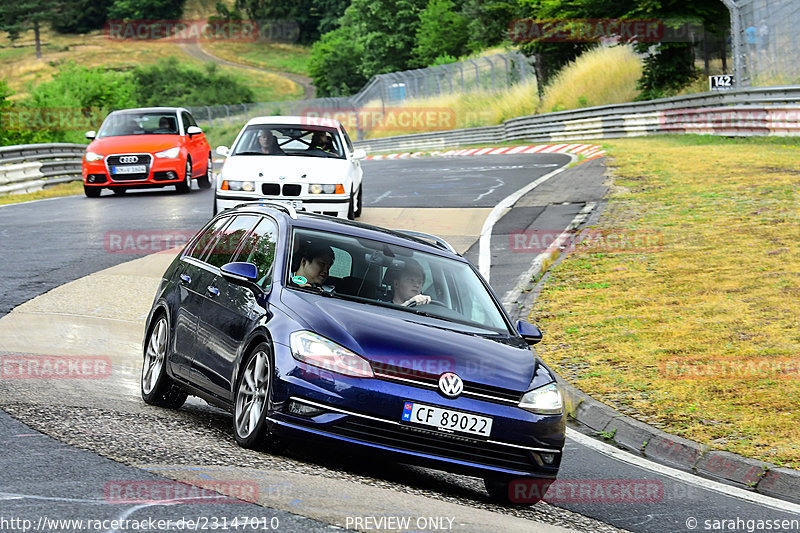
[273,199,303,209]
[401,401,493,437]
[112,165,146,174]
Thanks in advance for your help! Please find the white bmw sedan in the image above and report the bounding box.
[214,116,366,219]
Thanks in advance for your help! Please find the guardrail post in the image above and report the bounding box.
[206,106,212,128]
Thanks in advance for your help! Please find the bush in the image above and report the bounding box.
[107,0,184,20]
[132,57,255,107]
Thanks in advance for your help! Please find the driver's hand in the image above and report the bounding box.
[403,294,431,307]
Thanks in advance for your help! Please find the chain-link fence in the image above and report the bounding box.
[186,51,534,140]
[727,0,800,86]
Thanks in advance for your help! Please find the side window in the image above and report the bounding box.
[186,112,198,127]
[181,112,192,134]
[205,215,259,268]
[236,217,278,287]
[188,216,231,260]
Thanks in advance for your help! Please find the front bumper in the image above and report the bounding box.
[266,343,565,478]
[215,193,350,218]
[83,157,185,188]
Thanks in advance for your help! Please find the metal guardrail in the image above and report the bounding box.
[353,86,800,152]
[0,143,85,195]
[5,86,800,194]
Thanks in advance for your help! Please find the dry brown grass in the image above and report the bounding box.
[532,135,800,467]
[0,181,83,205]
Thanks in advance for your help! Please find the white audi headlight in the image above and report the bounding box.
[155,147,180,159]
[518,383,563,415]
[290,331,374,378]
[84,151,104,162]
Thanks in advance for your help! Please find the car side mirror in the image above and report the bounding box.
[216,146,230,157]
[516,320,543,345]
[220,262,260,288]
[187,126,203,136]
[85,130,96,140]
[352,148,366,160]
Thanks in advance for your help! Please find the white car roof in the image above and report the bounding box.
[244,115,342,129]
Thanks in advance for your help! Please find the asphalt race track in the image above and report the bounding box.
[1,154,798,533]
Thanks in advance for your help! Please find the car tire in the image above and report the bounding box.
[176,159,192,194]
[197,155,212,189]
[84,185,101,198]
[233,342,276,449]
[141,314,188,409]
[483,476,551,505]
[347,190,355,220]
[353,185,363,218]
[212,193,218,216]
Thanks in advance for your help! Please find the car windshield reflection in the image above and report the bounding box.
[231,125,346,159]
[98,112,179,137]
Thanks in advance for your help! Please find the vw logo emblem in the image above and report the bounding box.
[120,156,138,164]
[438,372,463,398]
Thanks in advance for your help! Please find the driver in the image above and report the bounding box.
[308,131,335,153]
[391,259,431,307]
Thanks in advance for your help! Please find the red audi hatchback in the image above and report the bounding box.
[82,107,212,197]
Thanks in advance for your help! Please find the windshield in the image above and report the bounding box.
[98,112,179,137]
[231,125,345,159]
[287,228,512,335]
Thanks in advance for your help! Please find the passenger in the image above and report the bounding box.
[258,129,284,155]
[292,242,335,289]
[390,259,431,307]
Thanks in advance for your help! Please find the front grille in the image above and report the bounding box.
[106,154,152,182]
[262,183,280,195]
[282,184,301,196]
[327,417,539,472]
[374,366,522,405]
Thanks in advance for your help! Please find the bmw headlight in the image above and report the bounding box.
[85,151,104,162]
[155,147,180,159]
[309,184,345,194]
[518,383,563,415]
[290,330,374,378]
[221,180,255,192]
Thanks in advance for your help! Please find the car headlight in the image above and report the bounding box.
[290,330,374,378]
[85,151,104,162]
[155,147,181,159]
[518,383,563,415]
[309,184,345,194]
[220,180,255,192]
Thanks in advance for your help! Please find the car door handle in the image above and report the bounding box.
[207,285,220,296]
[180,274,191,283]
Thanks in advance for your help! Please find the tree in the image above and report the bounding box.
[0,0,64,59]
[106,0,185,21]
[52,0,113,34]
[461,0,520,52]
[309,25,367,96]
[412,0,469,67]
[235,0,349,44]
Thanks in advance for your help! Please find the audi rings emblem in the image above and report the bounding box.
[438,372,464,398]
[119,156,139,164]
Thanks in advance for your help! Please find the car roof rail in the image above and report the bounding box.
[395,230,457,254]
[232,200,298,219]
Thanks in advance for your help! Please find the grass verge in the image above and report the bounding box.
[202,42,311,76]
[0,181,83,205]
[531,134,800,468]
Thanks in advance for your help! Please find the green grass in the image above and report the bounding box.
[532,135,800,468]
[202,42,311,76]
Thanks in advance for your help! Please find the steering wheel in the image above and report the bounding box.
[408,299,448,308]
